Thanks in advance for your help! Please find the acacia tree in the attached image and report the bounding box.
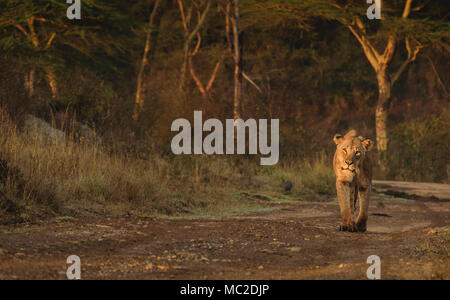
[177,0,213,91]
[0,1,61,98]
[270,0,448,164]
[177,0,231,100]
[340,0,423,158]
[0,0,133,101]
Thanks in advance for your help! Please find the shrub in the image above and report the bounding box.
[387,110,450,182]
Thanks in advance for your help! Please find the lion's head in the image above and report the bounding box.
[333,129,373,183]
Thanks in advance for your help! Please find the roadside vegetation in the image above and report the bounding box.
[0,1,448,223]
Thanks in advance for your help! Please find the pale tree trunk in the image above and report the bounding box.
[28,16,58,99]
[231,0,242,120]
[24,69,35,98]
[375,71,391,154]
[46,70,57,99]
[178,0,191,90]
[133,0,161,120]
[9,17,58,99]
[18,17,59,99]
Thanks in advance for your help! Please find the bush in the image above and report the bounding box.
[264,153,336,197]
[387,110,450,183]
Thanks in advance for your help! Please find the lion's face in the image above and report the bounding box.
[333,130,373,183]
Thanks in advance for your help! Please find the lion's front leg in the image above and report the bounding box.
[356,186,370,232]
[336,181,356,232]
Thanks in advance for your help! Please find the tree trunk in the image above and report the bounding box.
[232,0,242,120]
[133,0,161,120]
[46,69,57,99]
[177,0,211,91]
[180,42,189,90]
[24,69,35,98]
[375,70,391,170]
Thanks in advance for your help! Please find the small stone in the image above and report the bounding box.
[287,247,301,253]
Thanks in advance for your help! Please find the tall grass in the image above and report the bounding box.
[0,108,338,223]
[263,153,336,197]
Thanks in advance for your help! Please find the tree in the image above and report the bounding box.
[177,0,230,100]
[231,0,242,120]
[177,0,213,91]
[219,0,244,119]
[0,1,60,98]
[343,0,423,159]
[0,0,134,102]
[269,0,448,169]
[133,0,162,120]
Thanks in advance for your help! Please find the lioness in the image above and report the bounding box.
[333,129,373,233]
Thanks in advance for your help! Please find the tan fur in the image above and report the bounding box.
[333,129,373,232]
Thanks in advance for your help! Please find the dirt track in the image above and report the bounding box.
[0,181,449,280]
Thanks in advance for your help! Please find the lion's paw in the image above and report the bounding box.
[356,220,367,233]
[339,222,357,232]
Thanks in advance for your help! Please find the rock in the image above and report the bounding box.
[22,114,65,144]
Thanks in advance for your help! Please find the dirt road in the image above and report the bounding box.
[0,182,449,280]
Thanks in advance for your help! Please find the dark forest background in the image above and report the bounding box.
[0,0,448,221]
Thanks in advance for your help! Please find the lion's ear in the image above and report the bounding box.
[344,129,357,138]
[333,134,343,145]
[362,138,374,151]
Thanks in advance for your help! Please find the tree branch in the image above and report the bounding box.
[190,33,201,57]
[206,60,222,92]
[423,53,449,97]
[187,0,212,44]
[243,72,263,94]
[26,16,40,48]
[44,32,56,50]
[177,0,189,35]
[13,23,30,37]
[188,55,207,97]
[391,40,423,85]
[347,25,380,71]
[402,0,413,18]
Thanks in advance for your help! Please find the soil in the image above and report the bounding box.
[0,181,449,280]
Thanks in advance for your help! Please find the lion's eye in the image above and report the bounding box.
[343,148,347,154]
[355,151,361,158]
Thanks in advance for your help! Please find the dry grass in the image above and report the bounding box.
[0,108,336,223]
